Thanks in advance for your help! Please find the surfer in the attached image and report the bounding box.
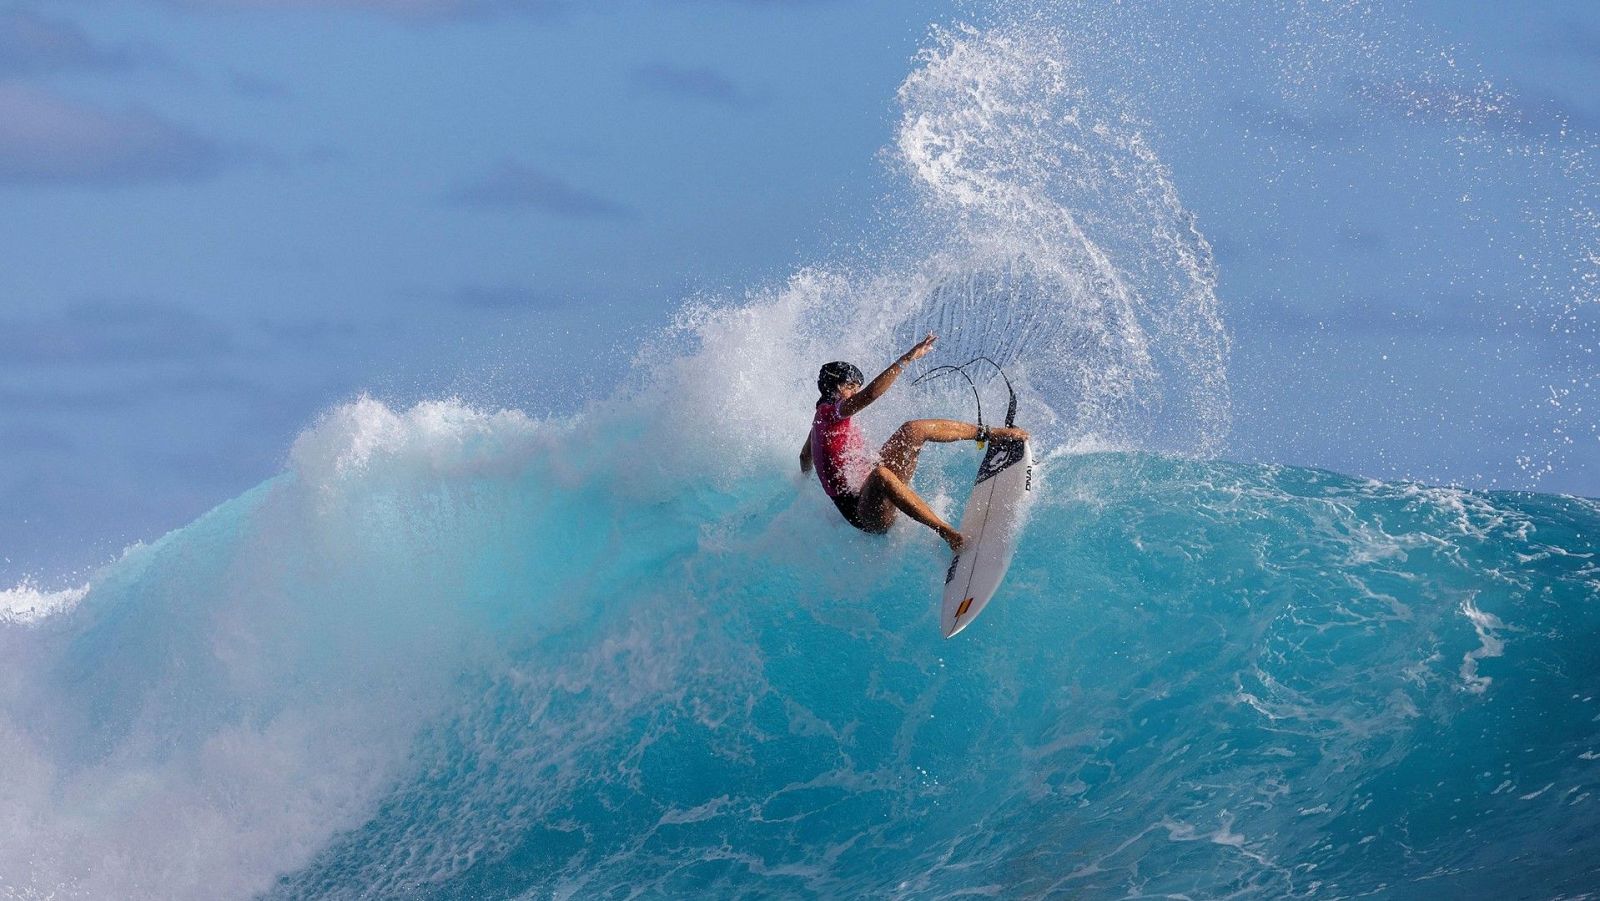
[800,333,1028,553]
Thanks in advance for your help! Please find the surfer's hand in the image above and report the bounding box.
[905,333,937,362]
[990,426,1029,442]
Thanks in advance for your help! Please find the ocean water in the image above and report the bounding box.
[4,10,1598,901]
[3,407,1596,899]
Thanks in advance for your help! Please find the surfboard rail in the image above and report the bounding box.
[941,437,1032,637]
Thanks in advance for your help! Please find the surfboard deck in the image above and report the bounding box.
[941,437,1033,637]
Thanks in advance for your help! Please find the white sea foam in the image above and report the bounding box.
[613,18,1231,490]
[892,22,1229,454]
[0,581,88,624]
[0,397,568,901]
[1458,594,1508,694]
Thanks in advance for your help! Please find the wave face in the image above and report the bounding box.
[265,447,1600,900]
[4,13,1598,901]
[3,412,1596,899]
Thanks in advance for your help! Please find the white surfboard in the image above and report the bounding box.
[941,437,1033,637]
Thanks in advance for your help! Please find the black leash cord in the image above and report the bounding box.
[964,356,1018,428]
[911,355,1020,429]
[911,364,984,431]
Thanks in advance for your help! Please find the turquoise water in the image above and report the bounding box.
[3,411,1595,898]
[271,453,1599,899]
[4,11,1597,898]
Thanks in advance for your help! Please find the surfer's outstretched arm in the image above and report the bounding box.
[838,333,937,418]
[799,436,813,474]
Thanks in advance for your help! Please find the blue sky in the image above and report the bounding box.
[2,0,1596,582]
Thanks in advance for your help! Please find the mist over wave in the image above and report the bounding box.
[4,8,1598,901]
[893,23,1229,454]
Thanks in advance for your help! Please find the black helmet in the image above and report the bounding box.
[817,361,864,397]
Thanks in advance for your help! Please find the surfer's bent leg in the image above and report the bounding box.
[857,419,979,552]
[859,465,963,553]
[879,419,980,481]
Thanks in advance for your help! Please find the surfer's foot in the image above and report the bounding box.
[942,528,965,554]
[989,426,1029,442]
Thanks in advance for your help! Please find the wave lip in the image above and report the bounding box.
[0,397,575,901]
[0,581,88,624]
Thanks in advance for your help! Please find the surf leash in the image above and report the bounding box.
[912,355,1020,443]
[912,363,985,442]
[963,355,1018,428]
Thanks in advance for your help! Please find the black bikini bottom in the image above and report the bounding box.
[833,492,889,534]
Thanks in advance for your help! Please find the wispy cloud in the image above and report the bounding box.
[0,300,234,365]
[228,70,292,100]
[0,302,338,418]
[452,283,577,310]
[711,0,842,6]
[447,160,630,217]
[0,425,74,454]
[1232,74,1596,148]
[1334,222,1388,253]
[0,371,293,414]
[1228,96,1354,145]
[1541,18,1600,67]
[0,9,144,77]
[0,382,144,412]
[163,0,567,19]
[252,316,360,348]
[0,83,228,186]
[1350,75,1598,138]
[1238,293,1498,339]
[630,62,751,107]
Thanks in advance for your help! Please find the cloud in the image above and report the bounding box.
[166,0,826,13]
[0,383,139,412]
[0,300,234,365]
[1350,76,1598,139]
[1234,74,1598,150]
[449,283,584,311]
[708,0,842,5]
[252,316,360,348]
[630,62,750,107]
[0,369,288,414]
[1228,96,1355,145]
[162,0,567,19]
[447,160,631,217]
[228,70,292,100]
[0,82,228,186]
[0,426,74,454]
[0,9,142,77]
[1335,222,1388,253]
[1237,293,1501,339]
[1541,19,1600,66]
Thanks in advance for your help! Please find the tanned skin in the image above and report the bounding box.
[802,334,1028,553]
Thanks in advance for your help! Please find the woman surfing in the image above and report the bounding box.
[800,334,1028,553]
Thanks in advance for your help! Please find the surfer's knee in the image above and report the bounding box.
[895,420,937,443]
[882,422,919,455]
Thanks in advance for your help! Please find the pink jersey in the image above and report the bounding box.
[810,399,874,499]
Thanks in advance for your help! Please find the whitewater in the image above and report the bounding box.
[4,15,1599,901]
